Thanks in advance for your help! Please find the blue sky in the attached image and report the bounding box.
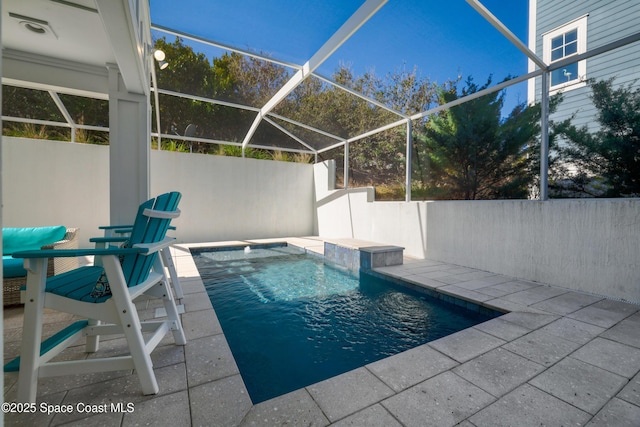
[150,0,530,113]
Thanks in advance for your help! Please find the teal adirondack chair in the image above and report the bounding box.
[5,192,186,403]
[95,221,184,301]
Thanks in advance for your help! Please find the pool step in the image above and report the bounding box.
[324,240,403,271]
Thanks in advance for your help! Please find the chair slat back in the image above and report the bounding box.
[120,192,181,286]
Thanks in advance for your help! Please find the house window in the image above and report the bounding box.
[543,15,588,92]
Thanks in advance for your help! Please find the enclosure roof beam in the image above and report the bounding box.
[152,24,302,71]
[410,70,539,122]
[320,68,539,155]
[267,112,346,143]
[263,116,318,153]
[154,22,408,122]
[241,0,388,150]
[466,0,547,71]
[155,87,261,112]
[313,72,408,119]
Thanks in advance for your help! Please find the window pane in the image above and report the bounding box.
[565,41,578,56]
[551,35,563,49]
[551,47,563,61]
[551,63,578,86]
[565,29,577,43]
[551,69,565,86]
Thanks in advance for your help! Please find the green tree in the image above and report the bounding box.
[419,77,540,199]
[153,37,222,152]
[555,78,640,197]
[276,64,442,187]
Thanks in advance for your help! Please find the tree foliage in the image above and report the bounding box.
[416,77,540,199]
[554,78,640,197]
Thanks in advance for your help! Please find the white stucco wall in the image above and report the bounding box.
[426,199,640,303]
[150,149,314,243]
[3,137,314,247]
[2,137,110,247]
[314,162,640,303]
[3,141,638,303]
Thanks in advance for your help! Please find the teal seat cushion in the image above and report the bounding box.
[2,256,26,278]
[2,226,67,255]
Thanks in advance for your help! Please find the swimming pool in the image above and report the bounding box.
[192,244,497,403]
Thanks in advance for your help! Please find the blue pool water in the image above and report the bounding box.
[192,245,496,403]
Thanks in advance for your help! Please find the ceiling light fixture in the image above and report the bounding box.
[9,12,58,38]
[153,49,169,70]
[153,50,166,62]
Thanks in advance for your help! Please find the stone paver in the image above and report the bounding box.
[453,348,545,398]
[472,317,531,342]
[571,337,640,379]
[307,368,395,423]
[530,291,603,315]
[382,371,495,427]
[330,404,402,427]
[4,239,639,427]
[502,329,582,367]
[600,312,640,348]
[529,357,627,414]
[500,285,567,306]
[497,311,559,329]
[190,375,252,427]
[568,299,638,328]
[366,344,458,392]
[239,388,327,427]
[537,317,605,345]
[428,328,506,363]
[619,372,640,407]
[469,384,591,427]
[122,390,191,427]
[586,398,640,427]
[185,334,240,387]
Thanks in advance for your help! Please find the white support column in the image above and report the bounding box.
[108,65,151,224]
[344,141,349,189]
[405,120,413,202]
[539,71,550,201]
[1,0,5,401]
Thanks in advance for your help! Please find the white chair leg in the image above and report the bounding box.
[103,256,159,395]
[17,258,48,403]
[162,286,186,346]
[161,247,183,300]
[85,319,101,352]
[120,315,159,395]
[151,257,186,345]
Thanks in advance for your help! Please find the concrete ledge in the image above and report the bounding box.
[324,239,404,271]
[360,246,404,269]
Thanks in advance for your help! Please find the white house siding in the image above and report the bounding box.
[531,0,640,129]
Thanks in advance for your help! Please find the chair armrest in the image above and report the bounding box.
[12,247,149,259]
[90,236,129,244]
[98,225,176,232]
[132,237,175,254]
[98,224,133,230]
